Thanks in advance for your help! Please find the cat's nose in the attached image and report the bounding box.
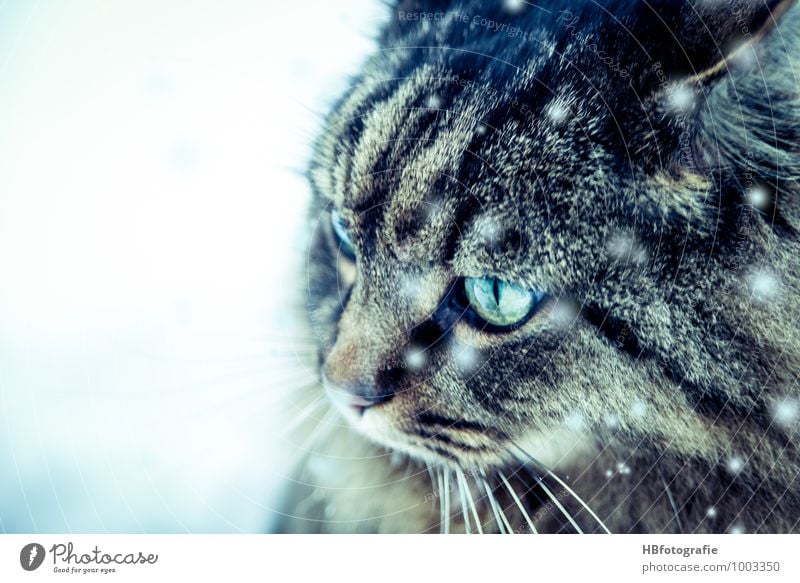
[322,374,393,415]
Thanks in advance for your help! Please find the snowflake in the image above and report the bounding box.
[607,231,648,264]
[772,395,798,428]
[668,84,696,112]
[731,43,758,71]
[605,469,613,478]
[404,346,428,370]
[564,411,585,433]
[503,0,526,14]
[452,342,482,373]
[472,215,504,247]
[425,94,443,109]
[726,456,744,474]
[728,523,746,534]
[546,101,569,125]
[746,184,771,210]
[399,273,421,300]
[549,299,579,329]
[631,400,647,418]
[706,506,718,519]
[604,413,620,429]
[748,269,780,303]
[616,462,632,475]
[475,123,488,136]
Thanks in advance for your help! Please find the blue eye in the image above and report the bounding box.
[331,209,356,259]
[463,277,544,328]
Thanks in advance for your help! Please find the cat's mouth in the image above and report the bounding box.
[323,380,499,465]
[323,378,590,473]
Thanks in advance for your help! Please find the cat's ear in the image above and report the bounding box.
[631,0,796,85]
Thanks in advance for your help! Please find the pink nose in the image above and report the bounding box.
[322,375,392,415]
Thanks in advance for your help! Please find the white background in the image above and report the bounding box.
[0,0,385,533]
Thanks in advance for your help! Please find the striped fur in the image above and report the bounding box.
[277,0,800,533]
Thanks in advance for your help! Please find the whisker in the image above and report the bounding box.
[479,473,510,534]
[282,393,328,435]
[457,468,483,534]
[425,461,438,494]
[657,466,684,534]
[297,408,337,453]
[535,470,584,534]
[436,468,446,534]
[456,468,472,534]
[498,470,538,534]
[480,469,513,534]
[512,443,611,534]
[443,467,451,535]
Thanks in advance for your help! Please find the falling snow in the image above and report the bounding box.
[604,413,620,429]
[616,462,632,475]
[549,299,579,328]
[473,215,504,247]
[668,84,696,112]
[425,94,443,109]
[564,411,585,433]
[730,43,758,71]
[729,524,746,534]
[746,184,771,210]
[748,269,780,303]
[727,456,744,474]
[771,395,798,428]
[631,400,647,418]
[404,346,428,370]
[503,0,526,14]
[706,506,718,519]
[452,342,482,373]
[399,273,422,300]
[607,231,648,264]
[546,101,569,124]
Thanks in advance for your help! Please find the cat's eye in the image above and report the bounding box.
[331,209,356,259]
[463,276,544,329]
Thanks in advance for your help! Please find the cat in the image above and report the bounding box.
[275,0,800,533]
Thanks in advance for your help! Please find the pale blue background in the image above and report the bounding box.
[0,0,384,532]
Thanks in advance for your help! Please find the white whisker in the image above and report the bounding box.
[480,473,510,534]
[282,393,327,435]
[297,409,337,453]
[498,470,538,534]
[456,468,472,534]
[436,468,446,534]
[657,467,684,534]
[457,468,483,534]
[443,467,451,535]
[512,443,611,534]
[538,475,583,534]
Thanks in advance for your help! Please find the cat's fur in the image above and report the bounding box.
[276,0,800,533]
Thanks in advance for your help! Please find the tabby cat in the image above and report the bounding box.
[276,0,800,533]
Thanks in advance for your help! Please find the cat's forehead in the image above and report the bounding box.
[310,48,624,276]
[324,60,608,205]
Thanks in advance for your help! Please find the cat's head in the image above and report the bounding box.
[305,0,798,470]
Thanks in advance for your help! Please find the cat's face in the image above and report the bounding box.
[305,0,795,471]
